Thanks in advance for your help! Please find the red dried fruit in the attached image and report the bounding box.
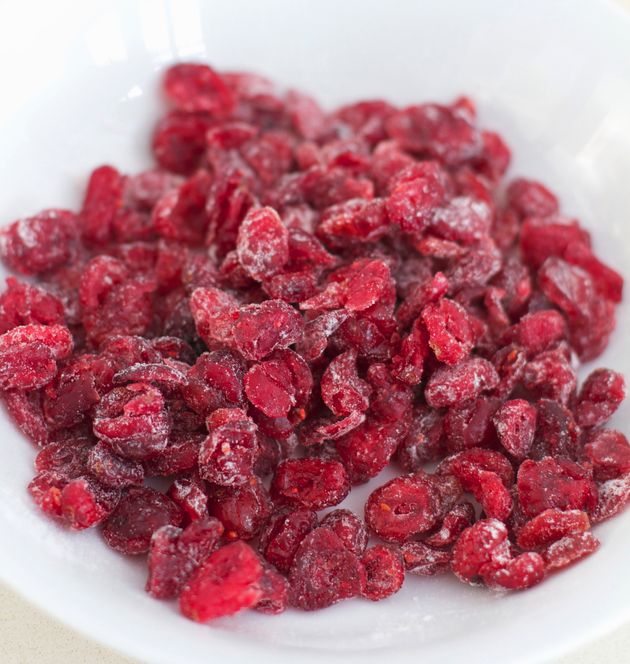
[3,62,629,612]
[199,408,258,486]
[0,209,77,274]
[542,532,600,571]
[271,458,350,510]
[233,300,303,360]
[180,540,263,622]
[397,406,444,470]
[146,518,224,599]
[254,563,289,615]
[493,399,537,459]
[362,545,405,601]
[590,473,630,523]
[320,509,368,556]
[507,179,558,219]
[481,551,545,590]
[236,206,289,281]
[364,473,446,543]
[259,508,318,573]
[244,360,295,418]
[93,383,170,461]
[516,509,590,550]
[424,501,476,548]
[167,473,209,522]
[574,369,625,428]
[102,487,183,555]
[401,541,452,576]
[517,458,598,517]
[422,298,476,366]
[288,527,365,610]
[522,347,576,406]
[425,358,499,408]
[443,397,500,453]
[451,518,511,583]
[207,478,273,540]
[320,349,371,416]
[583,429,630,481]
[86,442,144,489]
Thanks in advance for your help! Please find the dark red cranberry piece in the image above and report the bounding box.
[259,508,318,572]
[401,541,452,576]
[320,509,368,556]
[288,527,365,610]
[583,429,630,481]
[362,545,405,601]
[102,487,183,555]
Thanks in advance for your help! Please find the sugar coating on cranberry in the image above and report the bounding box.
[1,61,627,621]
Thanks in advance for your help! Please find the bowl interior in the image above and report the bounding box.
[0,1,629,663]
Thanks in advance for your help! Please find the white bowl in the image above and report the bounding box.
[1,1,629,663]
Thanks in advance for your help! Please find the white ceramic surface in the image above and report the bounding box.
[0,1,629,663]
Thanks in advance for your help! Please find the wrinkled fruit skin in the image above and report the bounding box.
[1,61,627,623]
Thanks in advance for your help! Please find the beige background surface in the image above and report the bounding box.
[1,580,628,664]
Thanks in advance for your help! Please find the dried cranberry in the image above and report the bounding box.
[320,509,368,556]
[271,459,350,510]
[362,545,405,601]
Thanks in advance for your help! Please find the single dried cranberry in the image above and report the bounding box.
[236,207,289,281]
[401,541,452,576]
[451,518,510,583]
[93,383,170,461]
[271,459,350,510]
[233,300,304,360]
[199,408,258,486]
[507,179,558,219]
[320,349,371,416]
[533,399,580,459]
[397,406,444,470]
[320,509,368,556]
[574,369,625,428]
[0,209,77,274]
[443,397,500,453]
[60,477,120,530]
[583,429,630,481]
[590,474,630,523]
[179,541,263,622]
[102,487,183,555]
[259,508,318,572]
[288,527,365,610]
[207,478,273,540]
[516,509,590,550]
[362,545,405,601]
[542,532,600,571]
[166,473,209,523]
[422,298,476,366]
[517,458,598,517]
[522,346,576,406]
[244,360,295,418]
[493,399,537,459]
[425,358,499,408]
[364,473,445,543]
[3,391,49,447]
[481,551,545,590]
[507,310,567,356]
[0,277,65,333]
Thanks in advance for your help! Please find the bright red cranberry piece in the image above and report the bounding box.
[481,551,545,590]
[451,518,511,583]
[516,509,590,550]
[542,532,600,571]
[167,473,209,523]
[507,178,558,219]
[362,545,405,601]
[198,408,258,486]
[0,209,77,275]
[583,429,630,481]
[493,399,537,459]
[244,360,295,418]
[179,541,263,622]
[425,358,499,409]
[236,206,289,282]
[422,298,475,366]
[320,349,371,416]
[517,458,598,518]
[271,459,350,510]
[574,369,625,428]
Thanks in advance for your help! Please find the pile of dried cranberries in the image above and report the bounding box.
[1,62,629,621]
